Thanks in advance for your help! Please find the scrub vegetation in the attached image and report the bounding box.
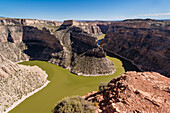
[53,96,95,113]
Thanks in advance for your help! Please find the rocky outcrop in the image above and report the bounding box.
[50,26,115,76]
[81,21,113,34]
[83,71,170,113]
[0,54,49,112]
[0,25,63,61]
[61,20,103,36]
[22,26,63,59]
[0,18,62,35]
[101,19,170,77]
[0,42,28,62]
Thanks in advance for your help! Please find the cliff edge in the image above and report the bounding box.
[83,71,170,113]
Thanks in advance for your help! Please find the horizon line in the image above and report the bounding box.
[0,16,170,22]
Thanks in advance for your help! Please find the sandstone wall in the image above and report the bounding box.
[61,20,103,36]
[101,20,170,77]
[0,18,62,26]
[50,26,115,76]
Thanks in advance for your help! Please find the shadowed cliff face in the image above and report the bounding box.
[0,25,63,61]
[23,26,63,51]
[69,27,105,57]
[22,26,63,60]
[101,20,170,77]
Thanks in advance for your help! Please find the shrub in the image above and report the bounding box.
[99,82,108,92]
[94,101,98,107]
[53,96,95,113]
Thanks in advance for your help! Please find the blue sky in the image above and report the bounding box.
[0,0,170,21]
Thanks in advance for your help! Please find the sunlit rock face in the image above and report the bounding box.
[0,18,62,26]
[101,19,170,77]
[83,71,170,113]
[0,53,18,78]
[0,53,49,112]
[61,20,103,36]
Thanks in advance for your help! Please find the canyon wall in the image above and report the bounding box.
[101,19,170,77]
[0,18,115,76]
[82,21,113,34]
[61,20,103,36]
[0,18,62,26]
[50,26,115,75]
[0,25,63,61]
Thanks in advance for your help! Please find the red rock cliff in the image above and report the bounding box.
[84,71,170,113]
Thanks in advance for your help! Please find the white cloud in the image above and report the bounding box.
[133,13,170,18]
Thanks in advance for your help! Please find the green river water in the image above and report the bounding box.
[10,56,125,113]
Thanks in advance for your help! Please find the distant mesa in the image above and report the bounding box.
[63,20,79,26]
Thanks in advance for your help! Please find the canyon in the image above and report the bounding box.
[0,18,115,112]
[0,18,115,76]
[0,17,169,113]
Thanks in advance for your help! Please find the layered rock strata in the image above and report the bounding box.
[0,25,63,61]
[50,26,115,75]
[0,18,62,26]
[0,18,62,35]
[0,18,115,76]
[83,71,170,113]
[61,20,103,36]
[101,19,170,77]
[81,21,113,34]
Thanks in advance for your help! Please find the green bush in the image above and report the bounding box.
[99,82,108,92]
[94,101,98,107]
[53,96,95,113]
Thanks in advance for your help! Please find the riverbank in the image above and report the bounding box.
[77,70,115,76]
[105,49,142,72]
[9,56,125,113]
[5,65,50,113]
